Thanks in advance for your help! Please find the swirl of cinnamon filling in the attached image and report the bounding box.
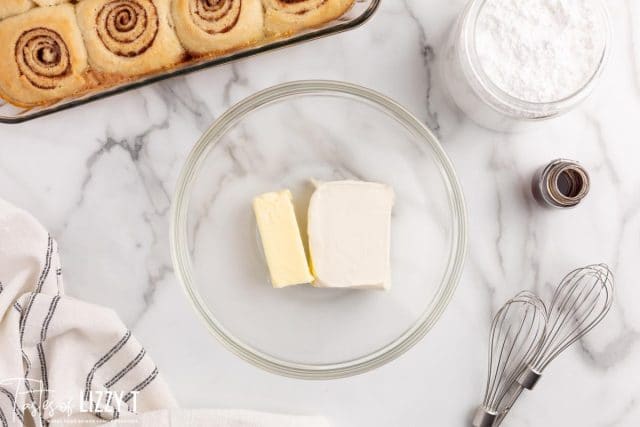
[96,0,159,57]
[189,0,241,34]
[15,28,71,90]
[268,0,328,14]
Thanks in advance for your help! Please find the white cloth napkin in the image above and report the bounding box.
[0,198,328,427]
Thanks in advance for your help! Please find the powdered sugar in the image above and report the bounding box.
[475,0,606,103]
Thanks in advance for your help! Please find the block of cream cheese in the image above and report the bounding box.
[308,180,394,290]
[253,190,314,288]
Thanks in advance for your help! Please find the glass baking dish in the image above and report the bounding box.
[0,0,380,124]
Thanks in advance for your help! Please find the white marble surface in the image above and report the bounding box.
[1,0,639,425]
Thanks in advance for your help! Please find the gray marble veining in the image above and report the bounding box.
[1,0,639,426]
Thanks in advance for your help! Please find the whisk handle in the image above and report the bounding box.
[517,366,542,390]
[492,384,526,426]
[490,368,541,425]
[472,407,498,427]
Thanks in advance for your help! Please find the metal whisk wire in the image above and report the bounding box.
[537,263,612,370]
[517,263,614,389]
[473,291,547,427]
[493,264,615,426]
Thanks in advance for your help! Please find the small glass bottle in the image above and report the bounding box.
[532,159,590,208]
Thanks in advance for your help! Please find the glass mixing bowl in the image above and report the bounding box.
[171,81,467,379]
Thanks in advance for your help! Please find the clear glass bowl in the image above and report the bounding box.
[171,81,467,379]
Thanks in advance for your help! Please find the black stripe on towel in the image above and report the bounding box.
[0,406,8,427]
[37,344,51,427]
[105,348,146,389]
[37,344,49,402]
[105,393,119,420]
[34,295,59,418]
[19,235,53,343]
[22,351,37,406]
[34,350,51,427]
[56,267,63,294]
[123,367,159,404]
[16,237,54,410]
[35,235,54,293]
[18,294,35,345]
[95,408,118,421]
[40,295,61,342]
[92,391,119,422]
[84,331,132,401]
[0,387,23,423]
[18,293,38,393]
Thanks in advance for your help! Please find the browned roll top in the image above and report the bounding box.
[189,0,242,34]
[96,0,159,57]
[271,0,328,14]
[15,27,71,89]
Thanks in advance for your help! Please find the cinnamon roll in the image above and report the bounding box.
[171,0,263,56]
[75,0,185,76]
[262,0,355,35]
[33,0,70,5]
[0,4,88,107]
[0,0,33,20]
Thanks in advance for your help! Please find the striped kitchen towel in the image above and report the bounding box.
[0,198,329,427]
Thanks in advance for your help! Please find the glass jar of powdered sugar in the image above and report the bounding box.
[441,0,610,131]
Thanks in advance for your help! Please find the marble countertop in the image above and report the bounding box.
[1,0,638,425]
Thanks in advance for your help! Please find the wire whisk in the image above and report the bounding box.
[492,264,614,426]
[518,264,614,388]
[518,264,613,389]
[472,291,547,427]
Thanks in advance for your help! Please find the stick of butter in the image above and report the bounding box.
[308,180,395,290]
[253,190,314,288]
